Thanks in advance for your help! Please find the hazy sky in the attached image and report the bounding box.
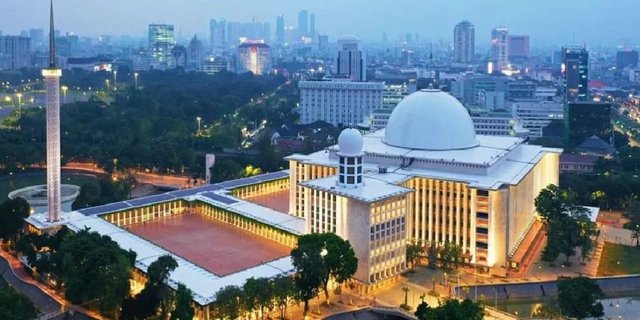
[1,0,639,47]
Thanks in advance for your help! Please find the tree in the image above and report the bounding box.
[415,298,483,320]
[290,234,325,316]
[272,275,296,320]
[210,159,242,183]
[214,285,244,320]
[71,180,101,210]
[0,197,30,244]
[0,285,38,320]
[58,229,133,315]
[406,243,422,271]
[122,255,178,319]
[322,233,358,305]
[557,277,604,320]
[170,284,194,320]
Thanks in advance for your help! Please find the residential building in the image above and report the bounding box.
[490,28,509,70]
[453,21,474,63]
[0,35,31,70]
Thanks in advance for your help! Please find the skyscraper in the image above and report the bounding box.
[562,45,589,102]
[453,20,474,63]
[276,15,285,45]
[298,10,309,38]
[43,0,62,222]
[616,50,638,69]
[508,35,530,60]
[236,41,271,75]
[309,13,316,38]
[209,19,226,50]
[335,35,366,82]
[490,28,509,70]
[0,35,31,70]
[188,35,203,71]
[148,24,175,70]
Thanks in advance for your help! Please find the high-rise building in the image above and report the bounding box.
[43,0,62,222]
[148,24,176,70]
[298,80,384,126]
[490,28,509,70]
[226,20,270,45]
[561,45,589,102]
[616,50,638,69]
[209,19,226,50]
[0,35,31,70]
[565,102,612,150]
[508,35,530,60]
[276,15,285,45]
[29,28,45,49]
[453,20,475,63]
[188,35,203,71]
[298,10,309,38]
[317,34,329,51]
[309,13,316,38]
[336,35,366,82]
[236,41,271,75]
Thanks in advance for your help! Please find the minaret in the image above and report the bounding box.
[336,128,364,189]
[43,0,62,222]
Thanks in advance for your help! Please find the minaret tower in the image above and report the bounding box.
[336,128,364,189]
[43,0,62,222]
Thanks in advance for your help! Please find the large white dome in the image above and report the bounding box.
[383,89,479,151]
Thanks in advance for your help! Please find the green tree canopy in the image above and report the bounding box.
[0,285,38,320]
[0,197,30,244]
[557,277,604,320]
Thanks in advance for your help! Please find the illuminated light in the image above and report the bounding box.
[487,62,494,74]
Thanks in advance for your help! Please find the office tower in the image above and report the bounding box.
[148,24,176,70]
[0,35,31,70]
[508,35,530,60]
[616,50,638,69]
[317,34,329,51]
[188,35,203,71]
[43,0,62,222]
[236,41,271,75]
[453,20,474,63]
[309,13,316,38]
[565,102,612,150]
[276,15,285,44]
[490,28,509,70]
[298,80,384,126]
[335,35,366,82]
[29,28,45,49]
[561,45,589,102]
[298,10,309,38]
[209,19,226,50]
[226,20,270,45]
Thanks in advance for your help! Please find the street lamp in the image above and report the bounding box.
[134,72,139,89]
[113,70,118,90]
[15,93,22,117]
[61,86,68,103]
[105,79,110,92]
[196,116,202,136]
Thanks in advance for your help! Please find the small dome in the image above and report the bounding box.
[338,34,361,42]
[338,128,364,156]
[383,89,479,151]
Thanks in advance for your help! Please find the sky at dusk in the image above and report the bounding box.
[1,0,639,47]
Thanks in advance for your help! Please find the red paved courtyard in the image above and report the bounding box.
[126,213,291,276]
[245,190,290,213]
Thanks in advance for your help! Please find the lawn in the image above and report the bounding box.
[597,242,640,276]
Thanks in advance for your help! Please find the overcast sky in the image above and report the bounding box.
[1,0,639,47]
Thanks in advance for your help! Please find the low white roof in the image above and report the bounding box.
[65,215,293,306]
[302,176,412,203]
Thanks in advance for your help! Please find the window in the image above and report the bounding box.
[476,242,488,249]
[476,227,488,234]
[477,212,489,219]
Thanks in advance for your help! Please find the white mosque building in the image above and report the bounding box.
[288,89,560,286]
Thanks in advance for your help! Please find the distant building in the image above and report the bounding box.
[560,154,598,173]
[227,20,270,46]
[561,45,589,102]
[616,50,638,69]
[564,102,612,150]
[298,10,309,39]
[317,34,329,51]
[236,42,271,75]
[507,80,536,100]
[276,15,285,45]
[365,82,417,131]
[209,19,226,50]
[29,28,45,49]
[188,35,204,71]
[0,35,31,70]
[471,110,529,137]
[335,35,366,81]
[512,101,564,137]
[309,13,316,39]
[453,21,475,63]
[201,56,229,74]
[299,79,384,126]
[148,24,175,70]
[451,75,507,106]
[508,35,530,60]
[490,28,509,70]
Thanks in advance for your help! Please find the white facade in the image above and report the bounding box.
[299,80,384,126]
[289,90,560,280]
[236,42,271,75]
[471,111,529,137]
[491,28,509,70]
[335,35,366,82]
[512,101,564,137]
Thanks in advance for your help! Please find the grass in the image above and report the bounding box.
[0,171,97,202]
[597,242,640,276]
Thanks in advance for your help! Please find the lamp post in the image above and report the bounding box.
[134,72,139,89]
[113,70,117,90]
[61,85,68,103]
[105,79,110,92]
[196,116,202,136]
[15,93,22,117]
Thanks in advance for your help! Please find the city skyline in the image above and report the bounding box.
[2,0,640,47]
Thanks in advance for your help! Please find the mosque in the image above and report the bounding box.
[27,89,560,318]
